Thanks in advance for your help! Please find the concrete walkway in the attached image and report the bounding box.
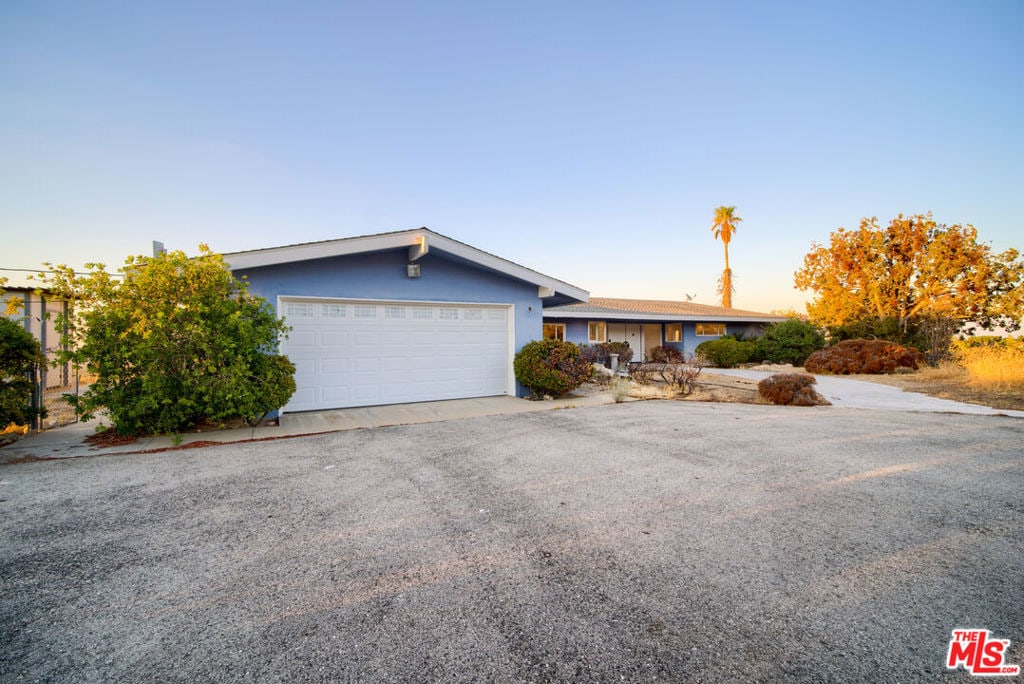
[709,368,1024,418]
[0,392,615,462]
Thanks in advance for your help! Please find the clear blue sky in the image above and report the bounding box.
[2,1,1021,312]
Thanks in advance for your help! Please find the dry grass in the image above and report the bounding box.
[851,358,1024,412]
[960,346,1024,389]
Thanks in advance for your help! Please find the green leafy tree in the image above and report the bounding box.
[756,319,826,365]
[711,205,742,308]
[38,246,295,435]
[0,317,46,426]
[795,213,1024,335]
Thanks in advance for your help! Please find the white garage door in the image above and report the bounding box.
[280,298,513,412]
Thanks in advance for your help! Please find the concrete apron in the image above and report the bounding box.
[1,393,614,462]
[278,394,610,434]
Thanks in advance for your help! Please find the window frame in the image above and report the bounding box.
[665,323,682,343]
[543,323,566,342]
[588,321,607,343]
[695,323,727,337]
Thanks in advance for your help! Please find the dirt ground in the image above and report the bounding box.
[618,369,765,405]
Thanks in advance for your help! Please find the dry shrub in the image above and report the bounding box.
[649,345,685,363]
[804,339,925,374]
[628,364,656,385]
[610,377,632,403]
[657,363,702,396]
[758,373,830,406]
[629,363,702,395]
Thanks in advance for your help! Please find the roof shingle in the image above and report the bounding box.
[545,296,785,320]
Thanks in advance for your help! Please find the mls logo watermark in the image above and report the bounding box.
[946,629,1020,677]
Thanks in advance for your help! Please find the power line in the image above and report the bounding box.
[1,267,123,277]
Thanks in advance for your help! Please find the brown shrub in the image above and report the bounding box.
[804,339,925,375]
[649,345,685,363]
[758,373,830,406]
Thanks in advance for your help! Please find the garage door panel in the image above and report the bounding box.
[292,358,317,376]
[321,358,349,373]
[281,298,511,412]
[290,331,317,347]
[381,357,410,371]
[352,331,378,346]
[321,331,351,347]
[322,386,352,402]
[352,358,378,372]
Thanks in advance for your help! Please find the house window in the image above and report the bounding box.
[588,321,607,343]
[543,323,565,341]
[665,323,682,343]
[696,323,726,336]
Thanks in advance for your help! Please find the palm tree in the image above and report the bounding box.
[711,205,742,308]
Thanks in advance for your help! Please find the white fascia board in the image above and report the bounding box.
[225,228,589,303]
[543,310,783,323]
[426,232,588,302]
[223,232,423,271]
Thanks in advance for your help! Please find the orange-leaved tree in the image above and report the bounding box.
[794,213,1024,336]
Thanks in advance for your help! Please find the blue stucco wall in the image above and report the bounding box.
[237,248,546,397]
[545,317,767,358]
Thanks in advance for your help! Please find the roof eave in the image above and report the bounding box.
[543,310,785,323]
[223,228,589,304]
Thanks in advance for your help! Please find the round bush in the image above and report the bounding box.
[514,339,594,398]
[804,339,926,374]
[758,373,830,406]
[695,338,755,368]
[756,319,825,365]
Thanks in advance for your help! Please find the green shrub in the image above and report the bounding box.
[695,338,756,368]
[514,339,594,398]
[804,339,926,374]
[39,247,296,435]
[756,319,826,365]
[649,345,685,363]
[758,373,830,406]
[827,316,926,350]
[0,317,46,426]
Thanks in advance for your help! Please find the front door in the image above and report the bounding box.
[642,324,662,361]
[607,323,642,357]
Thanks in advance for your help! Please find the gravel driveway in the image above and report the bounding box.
[2,401,1022,682]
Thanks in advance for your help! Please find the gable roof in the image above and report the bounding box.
[222,228,589,305]
[544,297,787,322]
